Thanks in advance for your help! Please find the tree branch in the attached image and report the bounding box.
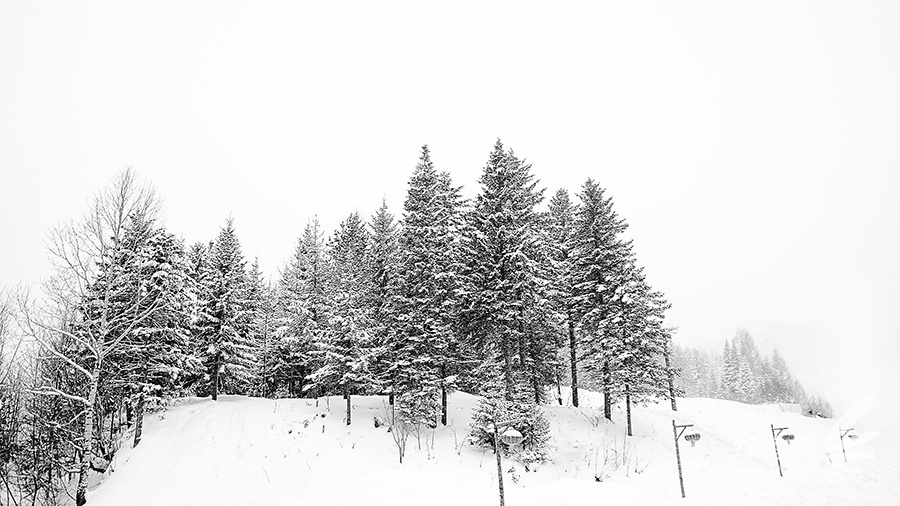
[29,386,90,406]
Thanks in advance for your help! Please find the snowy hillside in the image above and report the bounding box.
[89,391,899,506]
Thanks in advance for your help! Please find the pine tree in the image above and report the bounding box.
[462,140,555,404]
[247,259,276,397]
[274,218,328,397]
[387,146,452,424]
[615,268,676,435]
[306,213,380,425]
[433,170,466,424]
[368,200,399,403]
[719,340,740,400]
[770,349,794,403]
[546,188,580,406]
[569,178,634,420]
[197,219,257,399]
[469,346,551,465]
[110,215,197,446]
[460,140,554,462]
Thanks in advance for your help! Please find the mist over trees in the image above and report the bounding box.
[672,328,833,418]
[0,143,828,504]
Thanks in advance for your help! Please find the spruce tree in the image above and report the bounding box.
[390,146,459,427]
[391,145,442,424]
[614,267,676,435]
[247,259,276,397]
[462,140,554,402]
[197,219,257,399]
[461,140,553,457]
[306,213,380,425]
[546,188,580,406]
[368,199,400,403]
[569,178,634,420]
[273,218,327,397]
[433,170,466,424]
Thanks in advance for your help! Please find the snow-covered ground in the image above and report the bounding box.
[89,390,900,505]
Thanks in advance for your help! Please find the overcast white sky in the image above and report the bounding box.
[2,0,898,445]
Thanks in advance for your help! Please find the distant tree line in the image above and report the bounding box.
[671,328,833,417]
[1,140,690,503]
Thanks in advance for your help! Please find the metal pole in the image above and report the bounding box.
[494,425,505,506]
[840,426,847,463]
[771,425,783,477]
[672,420,685,499]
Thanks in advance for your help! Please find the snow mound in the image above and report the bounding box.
[89,390,900,505]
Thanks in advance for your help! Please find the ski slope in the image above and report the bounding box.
[89,391,900,505]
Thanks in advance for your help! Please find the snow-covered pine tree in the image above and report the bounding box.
[273,218,327,397]
[614,267,677,435]
[305,213,380,425]
[247,259,277,397]
[186,240,212,391]
[197,219,257,399]
[468,345,552,464]
[368,199,400,404]
[770,349,795,403]
[461,140,554,458]
[390,146,454,428]
[109,214,198,446]
[569,178,634,420]
[433,170,467,424]
[733,329,763,402]
[545,188,580,406]
[461,140,555,404]
[718,340,742,401]
[757,356,778,403]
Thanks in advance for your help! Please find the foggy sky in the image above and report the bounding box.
[1,1,898,452]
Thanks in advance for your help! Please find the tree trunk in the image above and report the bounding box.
[603,360,612,421]
[665,340,677,411]
[568,319,579,407]
[212,351,220,401]
[76,363,101,506]
[125,396,133,427]
[503,334,514,401]
[625,385,632,437]
[109,398,115,442]
[133,389,145,447]
[440,365,448,426]
[345,386,351,426]
[555,372,563,405]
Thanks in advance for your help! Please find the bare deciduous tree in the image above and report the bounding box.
[18,168,163,506]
